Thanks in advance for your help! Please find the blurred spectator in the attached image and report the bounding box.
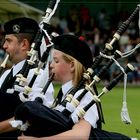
[97,8,111,33]
[119,32,130,52]
[59,16,69,33]
[66,5,80,34]
[79,5,95,33]
[85,27,100,58]
[49,16,62,34]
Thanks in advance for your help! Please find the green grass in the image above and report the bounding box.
[100,86,140,139]
[54,83,140,139]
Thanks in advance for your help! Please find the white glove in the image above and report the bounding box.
[14,85,25,93]
[19,92,29,102]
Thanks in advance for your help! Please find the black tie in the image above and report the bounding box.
[55,88,63,106]
[1,68,14,92]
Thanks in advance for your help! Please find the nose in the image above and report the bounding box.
[49,61,54,69]
[2,41,8,50]
[49,63,53,71]
[50,61,53,68]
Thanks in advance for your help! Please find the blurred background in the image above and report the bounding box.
[0,0,140,84]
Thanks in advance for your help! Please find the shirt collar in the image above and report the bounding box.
[12,60,26,76]
[61,80,73,96]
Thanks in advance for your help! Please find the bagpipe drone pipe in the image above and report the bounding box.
[0,54,9,77]
[0,0,60,127]
[11,5,140,139]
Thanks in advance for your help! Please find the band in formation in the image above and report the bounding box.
[0,0,139,140]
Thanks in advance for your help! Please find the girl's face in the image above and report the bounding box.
[50,49,74,84]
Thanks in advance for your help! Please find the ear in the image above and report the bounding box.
[21,39,30,51]
[70,61,75,73]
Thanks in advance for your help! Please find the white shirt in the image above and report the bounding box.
[29,63,55,107]
[54,81,99,128]
[0,60,25,88]
[0,60,54,105]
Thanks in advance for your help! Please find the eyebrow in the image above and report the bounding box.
[4,38,11,42]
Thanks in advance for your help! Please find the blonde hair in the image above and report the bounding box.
[62,53,86,86]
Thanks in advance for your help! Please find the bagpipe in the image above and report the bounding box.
[13,63,134,138]
[9,4,140,140]
[0,54,9,77]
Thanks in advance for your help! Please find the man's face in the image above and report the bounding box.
[3,34,22,64]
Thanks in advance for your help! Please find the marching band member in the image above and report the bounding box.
[14,34,131,140]
[0,17,40,92]
[0,17,54,138]
[15,34,99,140]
